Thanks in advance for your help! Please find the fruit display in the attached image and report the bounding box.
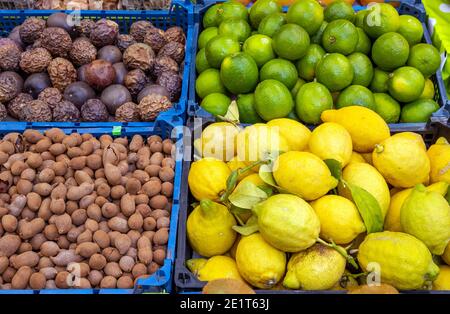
[194,0,443,124]
[0,13,186,122]
[0,128,176,289]
[185,106,450,292]
[2,0,172,10]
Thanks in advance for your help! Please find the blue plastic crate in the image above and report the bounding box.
[174,117,450,294]
[0,3,194,125]
[0,114,185,294]
[188,1,450,128]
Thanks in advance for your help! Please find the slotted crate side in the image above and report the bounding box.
[0,4,194,125]
[0,115,184,294]
[174,117,450,293]
[188,2,449,128]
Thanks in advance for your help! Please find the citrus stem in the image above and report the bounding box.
[345,272,367,280]
[220,160,267,203]
[317,238,359,270]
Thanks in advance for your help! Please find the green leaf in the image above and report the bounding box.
[217,100,240,124]
[232,215,259,236]
[324,159,342,180]
[345,182,383,233]
[228,181,268,209]
[258,164,289,193]
[445,188,450,205]
[230,206,252,226]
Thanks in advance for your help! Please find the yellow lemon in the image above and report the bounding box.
[357,231,440,290]
[267,118,311,151]
[443,242,450,266]
[227,156,253,181]
[273,151,338,201]
[253,194,320,252]
[188,158,231,201]
[339,162,390,218]
[236,233,286,289]
[195,122,241,161]
[401,184,450,255]
[283,243,347,290]
[373,132,430,188]
[321,106,390,153]
[384,181,449,232]
[433,265,450,290]
[311,195,366,245]
[308,122,353,167]
[186,256,243,282]
[187,200,237,257]
[348,152,367,165]
[236,123,290,167]
[394,132,427,151]
[348,284,399,294]
[427,137,450,184]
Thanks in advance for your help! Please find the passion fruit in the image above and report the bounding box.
[23,72,51,98]
[97,45,123,64]
[84,59,116,90]
[63,81,97,109]
[100,84,132,114]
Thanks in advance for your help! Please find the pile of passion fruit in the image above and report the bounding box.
[0,13,186,122]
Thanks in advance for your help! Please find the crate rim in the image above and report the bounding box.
[0,116,184,294]
[188,1,450,126]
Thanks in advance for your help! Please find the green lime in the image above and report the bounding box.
[354,10,368,28]
[400,99,440,123]
[201,93,231,116]
[336,85,375,110]
[295,82,333,124]
[216,1,249,24]
[388,66,425,102]
[286,0,324,35]
[322,19,358,55]
[218,18,252,43]
[205,35,241,68]
[397,15,423,46]
[260,58,298,89]
[371,32,409,71]
[310,21,328,45]
[198,27,219,49]
[254,79,294,121]
[363,3,400,38]
[348,52,374,87]
[419,78,435,100]
[220,52,259,94]
[407,43,441,78]
[236,93,264,123]
[249,0,282,29]
[258,13,286,38]
[296,44,326,81]
[324,0,355,23]
[243,34,275,68]
[354,27,371,55]
[316,53,354,92]
[373,92,401,123]
[196,48,210,74]
[291,78,306,98]
[196,68,226,99]
[203,4,223,28]
[370,68,390,93]
[272,24,310,61]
